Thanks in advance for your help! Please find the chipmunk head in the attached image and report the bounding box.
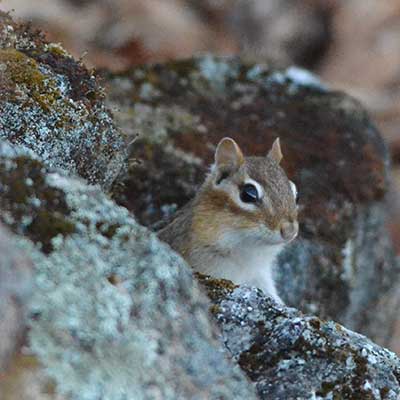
[196,137,298,250]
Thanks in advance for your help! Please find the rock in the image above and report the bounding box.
[1,31,400,397]
[0,223,32,372]
[106,55,400,348]
[199,275,400,399]
[0,140,256,400]
[0,11,126,190]
[2,129,399,400]
[1,136,399,399]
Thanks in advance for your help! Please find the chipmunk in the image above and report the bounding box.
[158,137,299,303]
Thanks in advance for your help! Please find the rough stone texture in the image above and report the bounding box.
[1,12,400,398]
[1,141,400,400]
[106,55,400,348]
[199,275,400,400]
[0,223,32,372]
[0,11,127,190]
[0,140,256,400]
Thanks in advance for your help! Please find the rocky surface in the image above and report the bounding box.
[106,55,400,348]
[1,12,400,400]
[1,138,400,400]
[0,223,32,372]
[0,140,256,400]
[200,275,400,400]
[0,11,126,190]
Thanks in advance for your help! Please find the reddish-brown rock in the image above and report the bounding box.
[106,56,399,348]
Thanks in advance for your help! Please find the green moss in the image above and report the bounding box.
[316,381,336,395]
[44,43,70,58]
[95,222,121,239]
[27,211,75,253]
[0,49,61,111]
[0,152,75,253]
[195,273,238,302]
[0,12,127,190]
[209,304,222,315]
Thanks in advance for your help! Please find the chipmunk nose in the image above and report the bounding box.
[280,220,299,241]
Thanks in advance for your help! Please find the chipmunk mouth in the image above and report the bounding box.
[216,223,298,250]
[259,227,298,246]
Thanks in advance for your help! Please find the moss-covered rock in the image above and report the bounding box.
[1,135,399,399]
[106,55,399,347]
[199,276,400,399]
[1,13,399,397]
[0,11,127,190]
[0,140,256,400]
[0,144,75,253]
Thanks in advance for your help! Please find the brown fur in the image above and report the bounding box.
[159,154,297,254]
[158,137,298,301]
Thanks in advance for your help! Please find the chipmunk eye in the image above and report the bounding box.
[240,183,259,203]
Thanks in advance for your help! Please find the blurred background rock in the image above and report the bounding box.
[4,0,399,146]
[2,0,400,350]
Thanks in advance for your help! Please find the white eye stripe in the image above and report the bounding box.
[290,181,297,200]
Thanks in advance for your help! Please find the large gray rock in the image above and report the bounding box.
[2,138,400,400]
[200,276,400,399]
[0,11,126,190]
[0,140,256,400]
[105,55,400,348]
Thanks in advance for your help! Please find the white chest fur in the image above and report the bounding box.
[192,242,284,303]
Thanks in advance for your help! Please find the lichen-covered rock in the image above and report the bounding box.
[0,223,32,372]
[0,11,127,190]
[0,140,256,400]
[199,275,400,399]
[106,55,400,348]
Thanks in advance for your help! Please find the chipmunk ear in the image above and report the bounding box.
[214,137,244,180]
[268,137,283,164]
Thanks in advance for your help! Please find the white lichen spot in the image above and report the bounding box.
[363,380,372,390]
[345,355,355,369]
[197,55,240,91]
[285,67,325,89]
[263,66,327,94]
[341,239,355,283]
[29,197,41,207]
[139,82,160,100]
[246,64,269,81]
[367,353,377,364]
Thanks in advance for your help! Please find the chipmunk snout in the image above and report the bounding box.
[279,220,299,241]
